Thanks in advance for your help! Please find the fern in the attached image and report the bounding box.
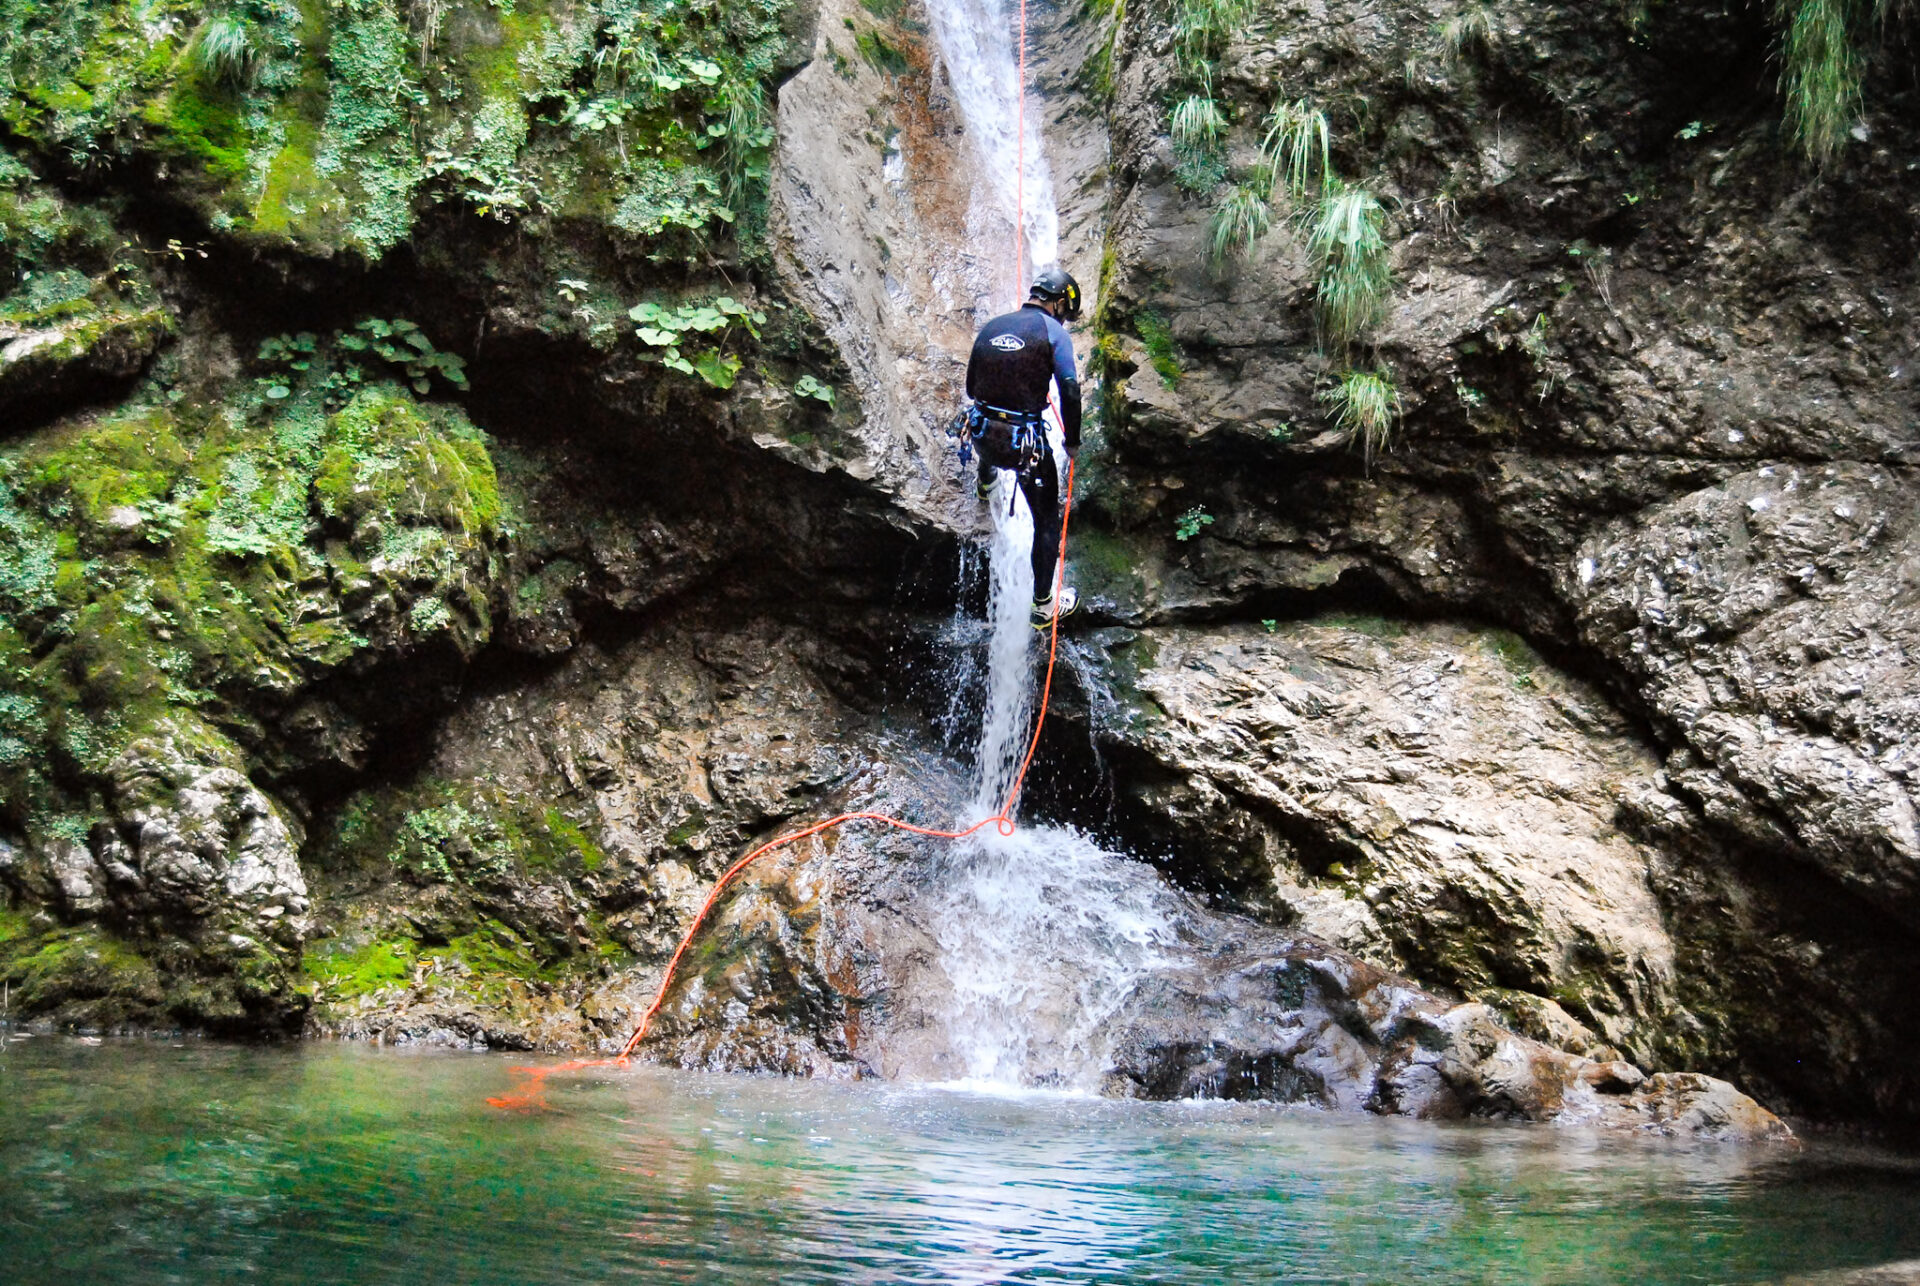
[1318,369,1402,469]
[1306,186,1392,348]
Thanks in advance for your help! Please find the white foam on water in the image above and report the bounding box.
[928,823,1186,1089]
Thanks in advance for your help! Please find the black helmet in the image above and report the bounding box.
[1030,267,1082,321]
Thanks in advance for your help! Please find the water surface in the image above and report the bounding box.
[2,1037,1916,1284]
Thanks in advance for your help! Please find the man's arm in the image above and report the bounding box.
[1046,316,1082,451]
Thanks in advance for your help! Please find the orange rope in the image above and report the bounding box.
[492,1,1059,1113]
[488,459,1078,1110]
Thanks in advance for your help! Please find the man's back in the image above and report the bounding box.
[965,304,1067,416]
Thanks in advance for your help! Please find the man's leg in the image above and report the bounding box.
[1020,445,1063,601]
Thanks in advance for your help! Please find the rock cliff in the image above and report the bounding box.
[0,0,1912,1137]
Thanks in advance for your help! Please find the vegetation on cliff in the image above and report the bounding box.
[0,0,792,258]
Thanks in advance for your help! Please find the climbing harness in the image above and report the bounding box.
[967,404,1045,513]
[489,0,1054,1113]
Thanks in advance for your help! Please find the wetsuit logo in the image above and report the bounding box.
[989,335,1026,351]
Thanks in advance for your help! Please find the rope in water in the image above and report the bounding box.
[488,453,1076,1110]
[490,0,1051,1111]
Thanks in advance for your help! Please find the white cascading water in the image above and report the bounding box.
[911,0,1183,1089]
[967,473,1037,817]
[921,0,1059,287]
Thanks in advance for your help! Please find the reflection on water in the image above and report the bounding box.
[2,1037,1917,1285]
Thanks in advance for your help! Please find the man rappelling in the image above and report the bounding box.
[963,267,1085,630]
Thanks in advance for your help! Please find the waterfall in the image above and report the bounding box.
[969,473,1037,814]
[909,0,1180,1092]
[921,0,1060,290]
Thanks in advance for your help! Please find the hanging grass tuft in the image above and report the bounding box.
[1258,99,1332,203]
[1170,93,1228,194]
[1172,0,1251,80]
[1777,0,1862,164]
[1318,368,1402,469]
[1208,185,1272,268]
[191,14,260,88]
[1170,94,1227,153]
[1437,4,1496,68]
[1306,186,1392,348]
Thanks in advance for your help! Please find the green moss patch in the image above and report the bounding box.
[1133,310,1182,388]
[0,380,506,840]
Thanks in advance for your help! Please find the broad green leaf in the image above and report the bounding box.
[693,350,741,388]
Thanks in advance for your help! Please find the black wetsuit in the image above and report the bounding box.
[964,302,1082,600]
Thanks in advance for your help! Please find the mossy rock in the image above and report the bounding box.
[0,914,169,1026]
[0,306,175,428]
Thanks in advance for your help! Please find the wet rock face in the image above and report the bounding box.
[3,715,309,1031]
[299,615,891,1054]
[1080,620,1684,1063]
[1078,0,1920,1129]
[1567,462,1920,923]
[0,306,174,427]
[636,812,1787,1141]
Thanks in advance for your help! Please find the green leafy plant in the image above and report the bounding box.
[793,374,836,408]
[1174,506,1214,541]
[255,321,469,407]
[191,14,260,88]
[1307,186,1392,348]
[336,320,469,394]
[1319,368,1401,469]
[628,296,765,388]
[1259,99,1333,201]
[1261,618,1278,632]
[1208,184,1271,267]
